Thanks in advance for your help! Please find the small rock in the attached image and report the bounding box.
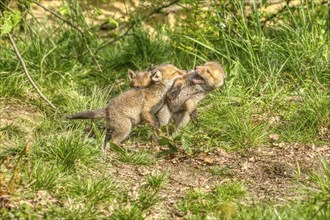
[269,116,281,125]
[203,158,214,165]
[269,134,280,142]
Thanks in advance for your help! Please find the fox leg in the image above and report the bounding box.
[157,104,172,127]
[155,104,173,138]
[141,109,159,129]
[174,111,191,129]
[141,109,162,142]
[102,118,132,157]
[173,99,198,130]
[110,118,132,146]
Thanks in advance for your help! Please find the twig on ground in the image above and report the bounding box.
[1,8,56,109]
[8,33,57,109]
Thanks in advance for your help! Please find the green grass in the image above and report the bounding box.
[177,181,246,219]
[32,134,99,171]
[145,172,168,190]
[117,149,155,166]
[0,0,329,219]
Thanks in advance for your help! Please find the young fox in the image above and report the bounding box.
[128,61,225,131]
[67,65,186,154]
[160,61,225,129]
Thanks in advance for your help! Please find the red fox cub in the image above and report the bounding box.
[128,61,225,131]
[161,61,225,130]
[67,65,186,154]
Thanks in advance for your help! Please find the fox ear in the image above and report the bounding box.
[128,69,136,80]
[151,71,162,82]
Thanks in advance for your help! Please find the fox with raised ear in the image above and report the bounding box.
[67,64,186,154]
[128,61,225,133]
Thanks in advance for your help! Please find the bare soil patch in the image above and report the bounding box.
[106,141,330,217]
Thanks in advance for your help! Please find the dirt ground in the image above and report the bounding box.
[106,140,330,218]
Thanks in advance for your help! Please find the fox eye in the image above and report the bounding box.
[206,68,211,74]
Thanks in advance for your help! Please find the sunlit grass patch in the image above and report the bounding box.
[279,90,330,143]
[117,149,155,166]
[110,205,144,220]
[32,134,99,171]
[63,175,116,207]
[0,72,29,98]
[109,171,168,219]
[31,161,64,191]
[100,29,178,71]
[186,94,271,150]
[177,181,246,219]
[145,172,168,190]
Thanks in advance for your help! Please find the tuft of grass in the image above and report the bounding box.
[32,133,99,171]
[145,172,168,190]
[117,149,155,166]
[31,161,63,191]
[185,94,271,150]
[0,72,29,98]
[214,182,247,201]
[0,144,24,161]
[178,181,246,219]
[110,172,168,219]
[64,175,115,206]
[136,172,168,212]
[279,90,330,142]
[137,188,161,211]
[0,123,27,141]
[110,205,144,220]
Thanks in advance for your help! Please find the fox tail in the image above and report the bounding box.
[66,109,106,120]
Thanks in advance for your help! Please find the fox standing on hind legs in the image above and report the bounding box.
[66,64,186,154]
[159,61,225,130]
[129,61,225,133]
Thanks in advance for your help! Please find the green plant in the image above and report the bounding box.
[32,134,98,171]
[178,181,246,219]
[117,149,155,166]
